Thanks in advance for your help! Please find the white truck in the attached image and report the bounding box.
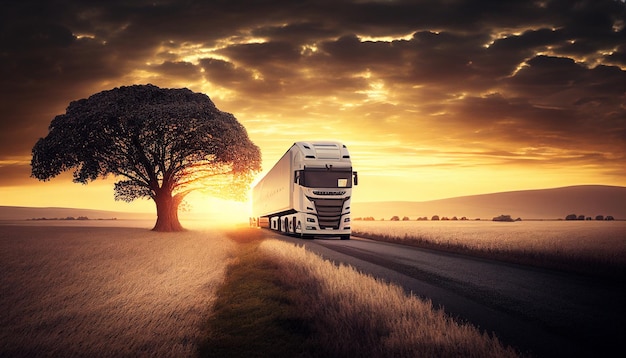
[251,141,357,239]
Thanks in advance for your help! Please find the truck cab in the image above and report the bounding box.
[252,141,357,239]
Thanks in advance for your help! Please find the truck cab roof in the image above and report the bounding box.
[293,141,350,161]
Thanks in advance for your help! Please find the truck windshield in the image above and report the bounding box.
[300,169,352,188]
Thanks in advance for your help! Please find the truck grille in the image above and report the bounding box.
[312,190,346,196]
[309,198,345,229]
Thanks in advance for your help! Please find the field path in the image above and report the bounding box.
[268,232,625,358]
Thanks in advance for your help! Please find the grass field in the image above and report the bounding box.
[2,222,520,357]
[352,220,626,277]
[201,228,518,357]
[0,223,235,357]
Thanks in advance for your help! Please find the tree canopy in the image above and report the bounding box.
[31,84,261,231]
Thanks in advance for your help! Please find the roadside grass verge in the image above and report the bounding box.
[201,228,519,357]
[197,228,312,357]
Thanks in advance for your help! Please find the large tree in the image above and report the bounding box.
[31,84,261,231]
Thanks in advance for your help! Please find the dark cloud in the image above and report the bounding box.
[199,57,284,95]
[217,41,302,69]
[1,0,625,188]
[200,58,252,86]
[319,34,406,69]
[251,22,340,43]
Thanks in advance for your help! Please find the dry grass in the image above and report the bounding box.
[7,222,578,357]
[259,238,519,358]
[0,224,235,357]
[352,221,626,277]
[198,230,313,357]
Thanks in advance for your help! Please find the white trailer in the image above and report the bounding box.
[252,141,357,239]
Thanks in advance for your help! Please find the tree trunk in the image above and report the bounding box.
[152,192,184,232]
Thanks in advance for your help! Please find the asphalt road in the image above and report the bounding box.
[266,232,625,358]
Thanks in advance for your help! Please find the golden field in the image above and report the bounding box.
[0,223,235,357]
[1,222,520,357]
[352,220,626,276]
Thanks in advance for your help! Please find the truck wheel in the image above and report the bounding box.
[340,235,350,240]
[292,217,297,234]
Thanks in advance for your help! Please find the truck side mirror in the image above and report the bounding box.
[353,171,358,186]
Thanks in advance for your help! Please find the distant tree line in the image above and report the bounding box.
[354,214,617,221]
[564,214,614,221]
[28,216,117,221]
[492,215,521,222]
[354,215,480,221]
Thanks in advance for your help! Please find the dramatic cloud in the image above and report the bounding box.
[1,0,624,205]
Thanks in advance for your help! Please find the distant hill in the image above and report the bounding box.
[352,185,626,220]
[2,185,624,222]
[0,206,154,221]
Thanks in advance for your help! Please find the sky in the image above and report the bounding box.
[1,0,625,220]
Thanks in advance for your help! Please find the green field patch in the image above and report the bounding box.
[198,229,313,357]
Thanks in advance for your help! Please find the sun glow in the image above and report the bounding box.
[300,43,319,55]
[183,192,252,225]
[357,32,415,42]
[74,33,96,40]
[157,35,268,66]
